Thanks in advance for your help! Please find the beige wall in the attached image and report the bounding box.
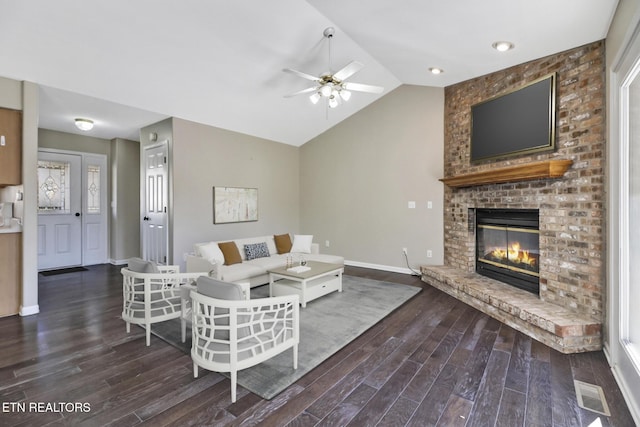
[300,85,444,272]
[39,128,111,156]
[110,138,140,262]
[171,118,300,267]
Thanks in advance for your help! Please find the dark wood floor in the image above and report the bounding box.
[0,264,635,426]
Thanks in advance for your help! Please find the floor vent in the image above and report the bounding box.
[574,380,611,416]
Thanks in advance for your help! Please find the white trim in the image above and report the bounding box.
[109,258,130,266]
[345,259,417,275]
[608,13,640,425]
[611,363,640,426]
[19,304,39,316]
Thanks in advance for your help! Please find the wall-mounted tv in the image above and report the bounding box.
[470,73,556,163]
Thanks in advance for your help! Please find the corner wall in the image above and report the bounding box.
[300,85,445,272]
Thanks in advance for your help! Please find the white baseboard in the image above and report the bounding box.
[345,260,420,275]
[109,258,129,266]
[20,304,39,316]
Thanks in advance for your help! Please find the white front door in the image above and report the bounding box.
[37,150,109,270]
[37,151,82,269]
[142,141,169,265]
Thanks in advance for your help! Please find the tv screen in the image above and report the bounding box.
[470,73,556,163]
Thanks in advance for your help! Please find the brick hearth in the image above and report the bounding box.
[423,41,605,354]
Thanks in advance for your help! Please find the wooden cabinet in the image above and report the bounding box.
[0,108,22,185]
[0,233,21,317]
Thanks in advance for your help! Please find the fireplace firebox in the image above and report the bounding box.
[475,209,539,294]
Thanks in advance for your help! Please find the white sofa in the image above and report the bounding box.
[185,234,344,288]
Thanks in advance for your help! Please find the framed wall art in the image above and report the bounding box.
[213,186,258,224]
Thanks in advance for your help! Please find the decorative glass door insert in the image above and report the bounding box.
[38,160,71,213]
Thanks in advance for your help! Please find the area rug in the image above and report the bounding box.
[150,275,421,400]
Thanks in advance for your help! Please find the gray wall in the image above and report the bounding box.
[110,138,140,263]
[300,85,444,272]
[170,117,300,268]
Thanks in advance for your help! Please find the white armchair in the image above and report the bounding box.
[121,258,202,346]
[190,276,299,402]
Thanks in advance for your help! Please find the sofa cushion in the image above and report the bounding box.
[196,276,250,341]
[305,253,345,266]
[244,242,270,261]
[219,263,266,283]
[234,236,277,260]
[218,242,242,265]
[196,242,225,265]
[127,257,159,273]
[127,257,161,301]
[274,233,292,254]
[291,234,313,254]
[245,254,287,271]
[196,276,245,300]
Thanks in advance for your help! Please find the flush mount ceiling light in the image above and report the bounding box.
[429,67,444,75]
[283,27,384,109]
[74,118,94,131]
[492,41,514,52]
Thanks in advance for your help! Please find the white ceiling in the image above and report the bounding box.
[0,0,618,146]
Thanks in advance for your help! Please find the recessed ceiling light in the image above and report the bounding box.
[492,41,514,52]
[74,118,94,131]
[429,67,444,75]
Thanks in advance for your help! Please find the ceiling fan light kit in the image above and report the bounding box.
[283,27,384,109]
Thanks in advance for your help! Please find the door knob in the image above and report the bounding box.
[75,212,81,217]
[143,216,150,221]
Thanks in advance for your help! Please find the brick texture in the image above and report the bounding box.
[442,41,605,322]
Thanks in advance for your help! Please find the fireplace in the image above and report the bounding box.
[475,209,540,294]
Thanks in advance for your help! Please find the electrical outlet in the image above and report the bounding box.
[402,247,407,255]
[427,250,433,258]
[325,240,330,247]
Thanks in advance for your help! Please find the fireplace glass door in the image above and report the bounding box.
[477,225,539,276]
[475,209,540,293]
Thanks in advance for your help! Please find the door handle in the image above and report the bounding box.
[75,212,81,217]
[143,216,150,221]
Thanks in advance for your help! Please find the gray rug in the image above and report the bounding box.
[150,275,421,400]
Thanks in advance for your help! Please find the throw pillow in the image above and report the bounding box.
[290,234,313,254]
[244,242,270,261]
[196,242,225,265]
[274,233,292,254]
[218,242,242,265]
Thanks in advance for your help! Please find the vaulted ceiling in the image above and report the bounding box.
[0,0,618,146]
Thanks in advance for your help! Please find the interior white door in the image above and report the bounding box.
[82,154,108,265]
[142,141,169,265]
[37,151,82,269]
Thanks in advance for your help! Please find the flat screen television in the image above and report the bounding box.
[470,73,556,163]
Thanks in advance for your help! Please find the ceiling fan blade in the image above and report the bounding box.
[283,68,320,82]
[333,61,364,82]
[342,82,384,94]
[284,86,319,98]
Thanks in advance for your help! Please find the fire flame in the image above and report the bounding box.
[491,242,536,268]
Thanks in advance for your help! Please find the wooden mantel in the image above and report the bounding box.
[439,159,573,188]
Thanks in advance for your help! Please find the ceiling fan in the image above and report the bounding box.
[283,27,384,109]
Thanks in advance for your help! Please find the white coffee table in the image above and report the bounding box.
[268,261,343,308]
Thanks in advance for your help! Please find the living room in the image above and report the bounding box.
[1,1,640,425]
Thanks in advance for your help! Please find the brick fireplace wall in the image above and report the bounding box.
[442,41,605,322]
